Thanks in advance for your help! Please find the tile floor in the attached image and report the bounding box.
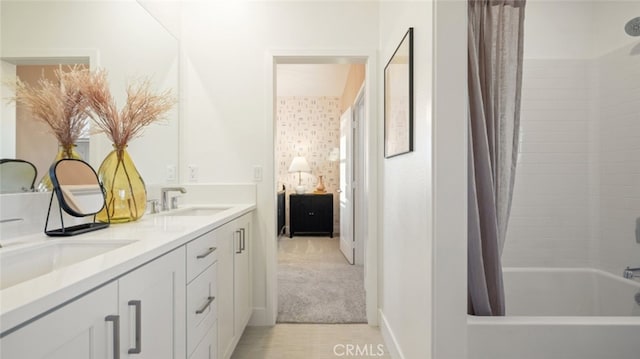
[230,237,389,358]
[231,324,391,359]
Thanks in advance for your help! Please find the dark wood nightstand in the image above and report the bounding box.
[289,193,333,238]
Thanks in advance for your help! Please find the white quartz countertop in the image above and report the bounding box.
[0,203,255,335]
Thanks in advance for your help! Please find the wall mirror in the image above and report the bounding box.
[0,0,180,192]
[0,159,37,193]
[46,159,109,236]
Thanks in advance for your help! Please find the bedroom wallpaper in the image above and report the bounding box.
[276,96,341,235]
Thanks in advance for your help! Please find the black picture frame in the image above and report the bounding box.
[384,27,414,158]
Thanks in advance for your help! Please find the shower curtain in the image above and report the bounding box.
[468,0,526,316]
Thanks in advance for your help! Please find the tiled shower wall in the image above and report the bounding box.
[596,44,640,275]
[503,46,640,274]
[503,59,594,267]
[276,96,341,235]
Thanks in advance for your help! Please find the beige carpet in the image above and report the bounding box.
[277,236,366,323]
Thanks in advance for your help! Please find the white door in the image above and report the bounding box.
[339,107,355,264]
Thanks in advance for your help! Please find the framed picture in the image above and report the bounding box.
[384,27,414,158]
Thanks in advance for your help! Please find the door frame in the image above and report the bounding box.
[267,49,379,325]
[353,84,366,266]
[339,105,354,264]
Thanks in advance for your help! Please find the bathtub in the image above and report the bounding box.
[468,267,640,359]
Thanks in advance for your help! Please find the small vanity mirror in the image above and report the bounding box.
[45,159,109,236]
[0,159,37,193]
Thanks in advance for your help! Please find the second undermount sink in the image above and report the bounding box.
[162,206,231,217]
[0,239,135,290]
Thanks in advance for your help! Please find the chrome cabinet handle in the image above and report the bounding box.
[105,315,120,359]
[240,228,245,252]
[196,247,217,259]
[128,300,142,354]
[235,230,242,254]
[195,296,216,314]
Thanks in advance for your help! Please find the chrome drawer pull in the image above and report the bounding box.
[128,300,142,354]
[196,247,217,259]
[195,296,216,314]
[105,315,120,359]
[240,228,245,252]
[235,230,242,254]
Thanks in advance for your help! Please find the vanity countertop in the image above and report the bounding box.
[0,203,255,335]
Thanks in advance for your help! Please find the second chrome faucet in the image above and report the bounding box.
[160,187,187,211]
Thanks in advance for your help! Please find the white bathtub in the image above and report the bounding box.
[468,267,640,359]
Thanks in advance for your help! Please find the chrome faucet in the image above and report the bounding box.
[160,187,187,211]
[623,266,640,279]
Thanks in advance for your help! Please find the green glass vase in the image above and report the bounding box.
[97,146,147,223]
[37,144,82,191]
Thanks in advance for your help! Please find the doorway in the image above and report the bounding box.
[0,56,92,181]
[271,54,377,325]
[275,63,364,323]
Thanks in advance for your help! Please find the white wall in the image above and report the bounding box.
[524,1,640,59]
[179,0,379,325]
[0,61,16,158]
[0,0,179,186]
[378,2,434,358]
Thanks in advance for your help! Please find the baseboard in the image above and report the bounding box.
[248,306,270,326]
[379,309,405,359]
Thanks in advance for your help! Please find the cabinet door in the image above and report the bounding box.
[189,323,217,359]
[118,247,186,359]
[216,222,236,359]
[234,215,251,334]
[1,281,118,359]
[317,195,333,234]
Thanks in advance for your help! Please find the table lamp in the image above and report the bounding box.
[288,156,310,194]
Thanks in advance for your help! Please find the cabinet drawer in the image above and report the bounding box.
[187,263,217,356]
[187,229,218,283]
[189,322,217,359]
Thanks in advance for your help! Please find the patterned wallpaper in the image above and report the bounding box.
[276,96,341,235]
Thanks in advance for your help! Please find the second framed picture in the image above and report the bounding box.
[384,27,414,158]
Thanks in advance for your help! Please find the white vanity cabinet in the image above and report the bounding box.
[218,214,252,359]
[0,248,186,359]
[0,281,118,359]
[0,207,255,359]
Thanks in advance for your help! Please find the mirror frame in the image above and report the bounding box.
[0,158,37,193]
[45,158,109,236]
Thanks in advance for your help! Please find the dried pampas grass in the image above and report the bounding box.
[9,65,92,155]
[83,69,175,149]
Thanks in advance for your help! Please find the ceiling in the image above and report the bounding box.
[276,64,351,97]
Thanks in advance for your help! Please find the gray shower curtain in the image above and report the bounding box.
[468,0,526,316]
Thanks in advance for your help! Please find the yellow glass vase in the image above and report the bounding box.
[97,146,147,223]
[38,144,82,191]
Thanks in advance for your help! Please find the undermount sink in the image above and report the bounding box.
[0,239,134,290]
[162,207,231,217]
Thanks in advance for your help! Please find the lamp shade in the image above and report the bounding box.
[288,156,311,173]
